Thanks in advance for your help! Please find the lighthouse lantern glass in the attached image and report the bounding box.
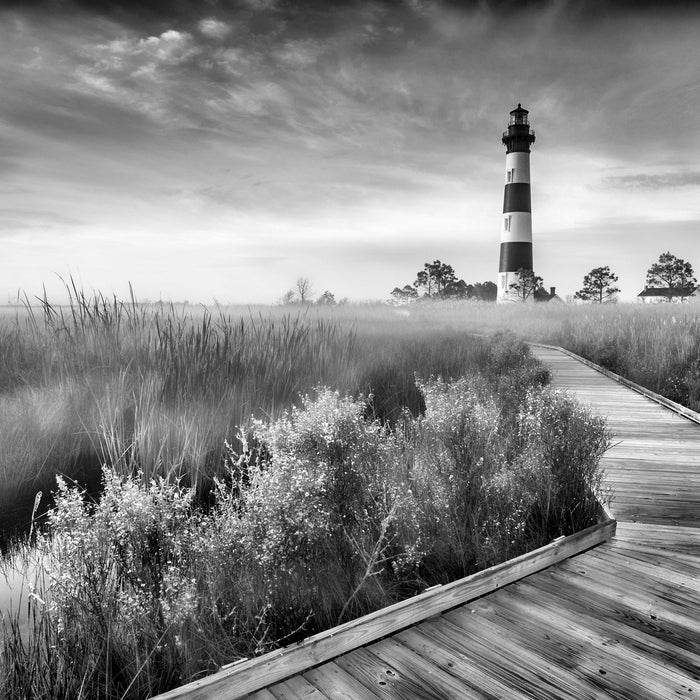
[509,112,529,126]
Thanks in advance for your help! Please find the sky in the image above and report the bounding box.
[1,0,699,304]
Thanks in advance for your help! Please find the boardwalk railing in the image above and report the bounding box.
[153,501,615,699]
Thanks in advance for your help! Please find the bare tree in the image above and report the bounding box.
[295,276,314,303]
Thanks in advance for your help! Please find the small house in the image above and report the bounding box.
[535,286,565,303]
[637,286,698,303]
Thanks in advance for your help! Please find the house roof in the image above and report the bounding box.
[534,287,564,303]
[637,286,697,298]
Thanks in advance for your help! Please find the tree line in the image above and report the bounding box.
[280,277,345,306]
[390,260,497,302]
[280,251,697,306]
[390,251,696,304]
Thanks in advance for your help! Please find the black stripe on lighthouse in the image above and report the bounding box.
[499,242,532,272]
[502,183,531,213]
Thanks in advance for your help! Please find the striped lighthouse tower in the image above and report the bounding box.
[498,104,536,302]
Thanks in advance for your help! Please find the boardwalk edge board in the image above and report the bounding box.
[151,502,615,699]
[531,343,700,426]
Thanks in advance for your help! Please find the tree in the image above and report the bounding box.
[391,260,474,304]
[646,252,697,290]
[280,289,297,305]
[317,290,336,305]
[574,266,620,303]
[443,279,471,299]
[472,281,498,302]
[413,260,461,299]
[508,268,543,302]
[390,285,418,304]
[294,276,314,303]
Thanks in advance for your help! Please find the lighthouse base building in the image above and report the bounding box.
[498,104,536,302]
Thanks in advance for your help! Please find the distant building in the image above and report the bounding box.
[535,286,564,303]
[637,286,699,303]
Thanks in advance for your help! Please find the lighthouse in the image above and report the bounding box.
[498,104,536,302]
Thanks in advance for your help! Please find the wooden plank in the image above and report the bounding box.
[335,647,451,700]
[473,582,700,695]
[604,541,700,576]
[519,575,700,680]
[267,675,328,700]
[435,612,606,699]
[394,623,531,699]
[447,600,688,700]
[151,516,614,699]
[368,637,481,699]
[246,691,277,700]
[547,561,700,636]
[614,522,700,553]
[302,663,381,700]
[584,547,700,594]
[529,568,700,654]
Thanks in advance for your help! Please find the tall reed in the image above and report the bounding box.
[1,289,520,546]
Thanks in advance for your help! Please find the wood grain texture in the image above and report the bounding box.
[152,346,700,699]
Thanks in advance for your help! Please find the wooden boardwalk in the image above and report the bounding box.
[157,347,700,699]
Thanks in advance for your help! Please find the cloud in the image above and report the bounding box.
[600,172,700,190]
[273,39,325,68]
[0,208,85,234]
[97,29,198,67]
[197,18,231,40]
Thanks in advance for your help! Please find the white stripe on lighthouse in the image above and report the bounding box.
[501,213,532,243]
[498,271,522,296]
[504,152,530,184]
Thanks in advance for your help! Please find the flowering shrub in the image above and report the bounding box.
[215,389,418,643]
[409,377,608,577]
[2,470,203,698]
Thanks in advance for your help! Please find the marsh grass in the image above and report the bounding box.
[0,289,362,545]
[1,295,695,544]
[0,290,523,546]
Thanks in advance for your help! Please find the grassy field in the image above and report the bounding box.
[0,291,617,698]
[2,293,697,698]
[1,294,697,540]
[0,294,477,543]
[1,294,698,543]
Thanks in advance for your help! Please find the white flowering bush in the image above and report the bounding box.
[409,375,609,577]
[217,389,420,644]
[2,469,204,698]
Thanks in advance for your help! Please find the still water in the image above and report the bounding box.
[1,555,36,640]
